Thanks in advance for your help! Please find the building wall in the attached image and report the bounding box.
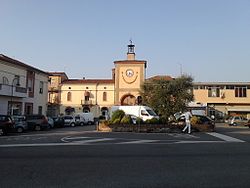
[114,62,146,105]
[193,84,250,116]
[23,73,48,115]
[60,82,114,116]
[193,88,250,104]
[0,57,48,115]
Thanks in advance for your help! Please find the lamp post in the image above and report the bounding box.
[10,77,20,116]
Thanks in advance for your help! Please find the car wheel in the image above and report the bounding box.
[16,127,24,133]
[35,125,41,131]
[80,122,84,126]
[70,123,75,127]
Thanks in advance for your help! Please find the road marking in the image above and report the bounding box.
[65,136,90,140]
[73,138,115,144]
[206,132,245,142]
[117,139,160,144]
[176,140,225,144]
[0,143,82,147]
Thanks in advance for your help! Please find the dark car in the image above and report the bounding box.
[176,114,215,132]
[53,117,65,128]
[25,114,49,131]
[0,115,15,135]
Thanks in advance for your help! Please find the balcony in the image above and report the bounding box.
[48,96,60,104]
[81,99,93,105]
[48,86,60,92]
[0,84,27,98]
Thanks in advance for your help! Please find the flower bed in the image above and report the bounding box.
[97,121,215,133]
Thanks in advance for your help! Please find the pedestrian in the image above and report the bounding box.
[182,109,192,134]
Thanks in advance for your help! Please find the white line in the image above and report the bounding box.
[73,138,115,144]
[64,136,90,140]
[0,142,82,148]
[207,132,245,142]
[176,140,226,144]
[117,140,160,144]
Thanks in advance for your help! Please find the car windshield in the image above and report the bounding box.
[146,109,157,116]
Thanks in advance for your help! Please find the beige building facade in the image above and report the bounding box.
[0,54,49,115]
[193,82,250,118]
[48,42,146,118]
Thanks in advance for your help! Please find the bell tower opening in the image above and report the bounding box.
[127,40,135,60]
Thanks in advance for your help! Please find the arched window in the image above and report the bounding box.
[3,77,9,85]
[67,92,72,101]
[103,92,107,101]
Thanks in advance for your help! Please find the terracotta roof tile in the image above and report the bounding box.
[147,75,174,81]
[62,79,114,84]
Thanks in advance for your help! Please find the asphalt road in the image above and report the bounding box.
[0,124,250,188]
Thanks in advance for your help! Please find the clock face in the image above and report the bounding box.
[126,69,134,77]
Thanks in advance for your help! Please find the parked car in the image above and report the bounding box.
[0,115,15,135]
[74,114,85,126]
[25,114,49,131]
[12,115,28,133]
[47,117,54,129]
[53,117,65,128]
[63,115,76,127]
[176,114,215,132]
[228,116,248,126]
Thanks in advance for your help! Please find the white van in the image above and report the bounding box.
[75,112,95,125]
[110,105,159,121]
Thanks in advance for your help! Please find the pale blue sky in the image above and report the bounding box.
[1,0,250,82]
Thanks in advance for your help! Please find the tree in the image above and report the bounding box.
[140,75,194,120]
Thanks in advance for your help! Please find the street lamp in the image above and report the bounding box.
[10,77,20,116]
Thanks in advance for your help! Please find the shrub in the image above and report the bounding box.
[120,115,132,124]
[191,116,201,125]
[112,118,121,124]
[159,117,168,124]
[136,117,144,124]
[145,118,159,124]
[110,110,125,123]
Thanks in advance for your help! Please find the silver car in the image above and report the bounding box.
[228,116,248,126]
[63,115,76,127]
[12,116,28,133]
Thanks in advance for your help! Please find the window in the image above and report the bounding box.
[27,71,35,97]
[14,75,20,86]
[103,92,107,101]
[39,81,44,94]
[38,106,42,115]
[208,87,220,97]
[3,77,9,85]
[235,87,247,97]
[67,92,72,101]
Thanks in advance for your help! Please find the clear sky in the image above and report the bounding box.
[1,0,250,82]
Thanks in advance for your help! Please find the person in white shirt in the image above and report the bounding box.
[182,109,192,134]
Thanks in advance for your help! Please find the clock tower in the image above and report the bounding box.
[114,41,147,105]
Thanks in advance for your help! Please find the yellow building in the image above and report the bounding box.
[193,82,250,118]
[47,72,68,117]
[48,42,146,117]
